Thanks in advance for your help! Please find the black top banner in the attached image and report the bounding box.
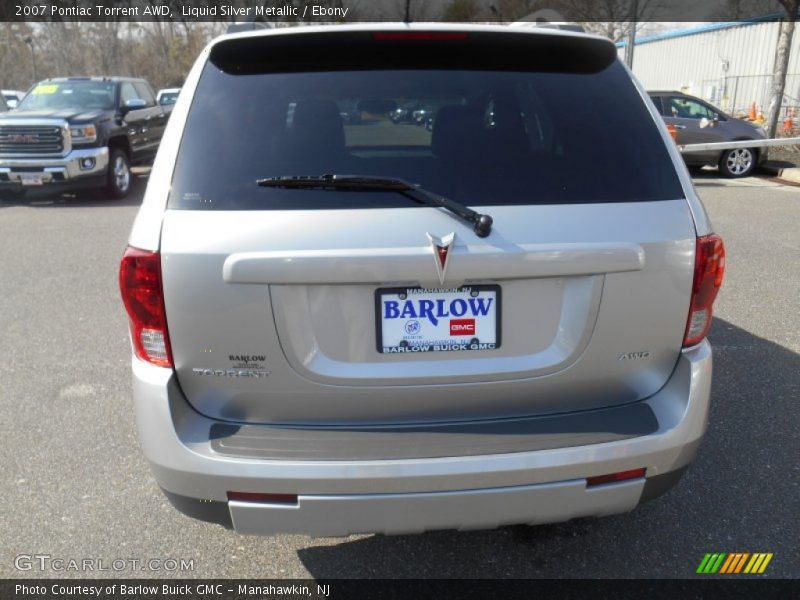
[0,0,795,23]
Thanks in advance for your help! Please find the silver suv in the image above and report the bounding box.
[120,25,725,536]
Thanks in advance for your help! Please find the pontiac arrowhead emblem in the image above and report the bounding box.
[427,232,455,285]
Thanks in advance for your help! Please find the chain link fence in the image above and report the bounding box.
[701,73,800,137]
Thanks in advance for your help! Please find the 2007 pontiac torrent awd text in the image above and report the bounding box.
[120,24,725,536]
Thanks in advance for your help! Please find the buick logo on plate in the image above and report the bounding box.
[427,232,455,285]
[404,320,421,335]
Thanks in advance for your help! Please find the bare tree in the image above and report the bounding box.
[355,0,442,21]
[716,0,797,137]
[0,22,37,89]
[492,0,661,35]
[766,0,799,137]
[442,0,484,21]
[716,0,776,19]
[5,22,227,91]
[567,0,663,43]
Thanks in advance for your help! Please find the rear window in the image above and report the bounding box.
[170,40,683,211]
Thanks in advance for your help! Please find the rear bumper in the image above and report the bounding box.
[132,341,712,535]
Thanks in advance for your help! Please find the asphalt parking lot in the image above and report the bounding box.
[0,172,798,579]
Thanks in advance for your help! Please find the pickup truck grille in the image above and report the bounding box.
[0,125,64,154]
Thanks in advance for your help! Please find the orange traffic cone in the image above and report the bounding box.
[785,107,797,134]
[748,102,757,121]
[666,123,678,141]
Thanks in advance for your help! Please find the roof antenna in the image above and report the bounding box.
[404,0,411,23]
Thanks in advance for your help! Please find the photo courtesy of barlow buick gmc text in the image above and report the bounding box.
[1,1,799,598]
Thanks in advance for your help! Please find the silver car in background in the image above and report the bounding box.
[649,90,768,177]
[120,25,725,536]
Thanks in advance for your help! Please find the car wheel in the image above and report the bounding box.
[719,147,756,178]
[106,149,132,198]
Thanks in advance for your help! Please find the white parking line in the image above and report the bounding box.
[693,175,794,189]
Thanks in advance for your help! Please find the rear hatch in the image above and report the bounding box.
[160,29,695,425]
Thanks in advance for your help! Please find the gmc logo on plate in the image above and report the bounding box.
[449,318,475,336]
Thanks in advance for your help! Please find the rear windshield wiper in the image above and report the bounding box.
[256,174,493,238]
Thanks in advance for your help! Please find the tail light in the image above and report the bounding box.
[227,492,298,505]
[119,246,173,367]
[683,234,725,347]
[586,468,646,487]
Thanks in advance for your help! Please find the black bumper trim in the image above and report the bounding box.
[161,488,233,529]
[640,465,690,503]
[209,402,659,461]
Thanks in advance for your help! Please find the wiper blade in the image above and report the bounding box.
[258,174,409,191]
[257,174,493,238]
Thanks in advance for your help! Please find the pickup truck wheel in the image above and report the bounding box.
[106,149,132,198]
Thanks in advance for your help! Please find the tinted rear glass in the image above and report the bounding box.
[170,53,682,210]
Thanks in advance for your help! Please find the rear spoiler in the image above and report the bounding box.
[210,28,616,75]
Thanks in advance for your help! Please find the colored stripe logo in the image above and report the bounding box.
[697,553,773,574]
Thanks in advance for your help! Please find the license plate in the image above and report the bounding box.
[376,285,501,353]
[20,174,43,186]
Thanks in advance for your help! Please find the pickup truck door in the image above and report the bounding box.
[134,81,168,157]
[119,82,148,161]
[120,82,163,163]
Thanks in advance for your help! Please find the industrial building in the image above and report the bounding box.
[619,18,800,120]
